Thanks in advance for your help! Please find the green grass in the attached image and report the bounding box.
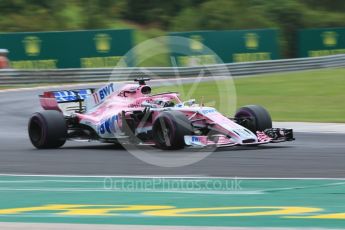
[153,68,345,123]
[2,68,344,122]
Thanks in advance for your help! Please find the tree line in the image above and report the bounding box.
[1,0,345,57]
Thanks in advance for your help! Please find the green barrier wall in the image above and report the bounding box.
[169,29,279,66]
[0,29,134,69]
[299,27,345,57]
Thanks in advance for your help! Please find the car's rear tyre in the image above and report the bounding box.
[152,111,192,150]
[28,110,67,149]
[235,105,272,132]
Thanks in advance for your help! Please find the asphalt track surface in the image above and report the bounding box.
[1,84,345,178]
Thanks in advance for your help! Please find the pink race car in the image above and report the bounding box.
[28,78,294,149]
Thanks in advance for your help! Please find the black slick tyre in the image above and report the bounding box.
[28,110,67,149]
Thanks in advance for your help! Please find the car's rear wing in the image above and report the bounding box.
[39,88,94,113]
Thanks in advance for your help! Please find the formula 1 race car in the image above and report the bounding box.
[28,78,294,149]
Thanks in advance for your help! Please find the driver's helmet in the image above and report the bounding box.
[153,98,175,107]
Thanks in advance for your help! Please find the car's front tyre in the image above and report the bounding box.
[152,111,192,150]
[235,105,272,133]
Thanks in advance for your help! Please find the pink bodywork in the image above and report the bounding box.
[39,82,271,147]
[81,84,180,124]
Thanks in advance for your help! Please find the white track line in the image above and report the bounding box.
[0,187,262,195]
[274,122,345,134]
[0,174,345,180]
[0,180,102,183]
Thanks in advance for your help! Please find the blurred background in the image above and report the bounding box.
[0,0,344,122]
[1,0,345,66]
[0,3,344,229]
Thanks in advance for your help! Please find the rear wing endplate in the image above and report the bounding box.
[39,88,94,112]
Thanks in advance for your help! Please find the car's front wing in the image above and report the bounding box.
[184,128,294,148]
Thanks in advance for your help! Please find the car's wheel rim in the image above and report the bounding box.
[156,117,172,147]
[236,110,256,132]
